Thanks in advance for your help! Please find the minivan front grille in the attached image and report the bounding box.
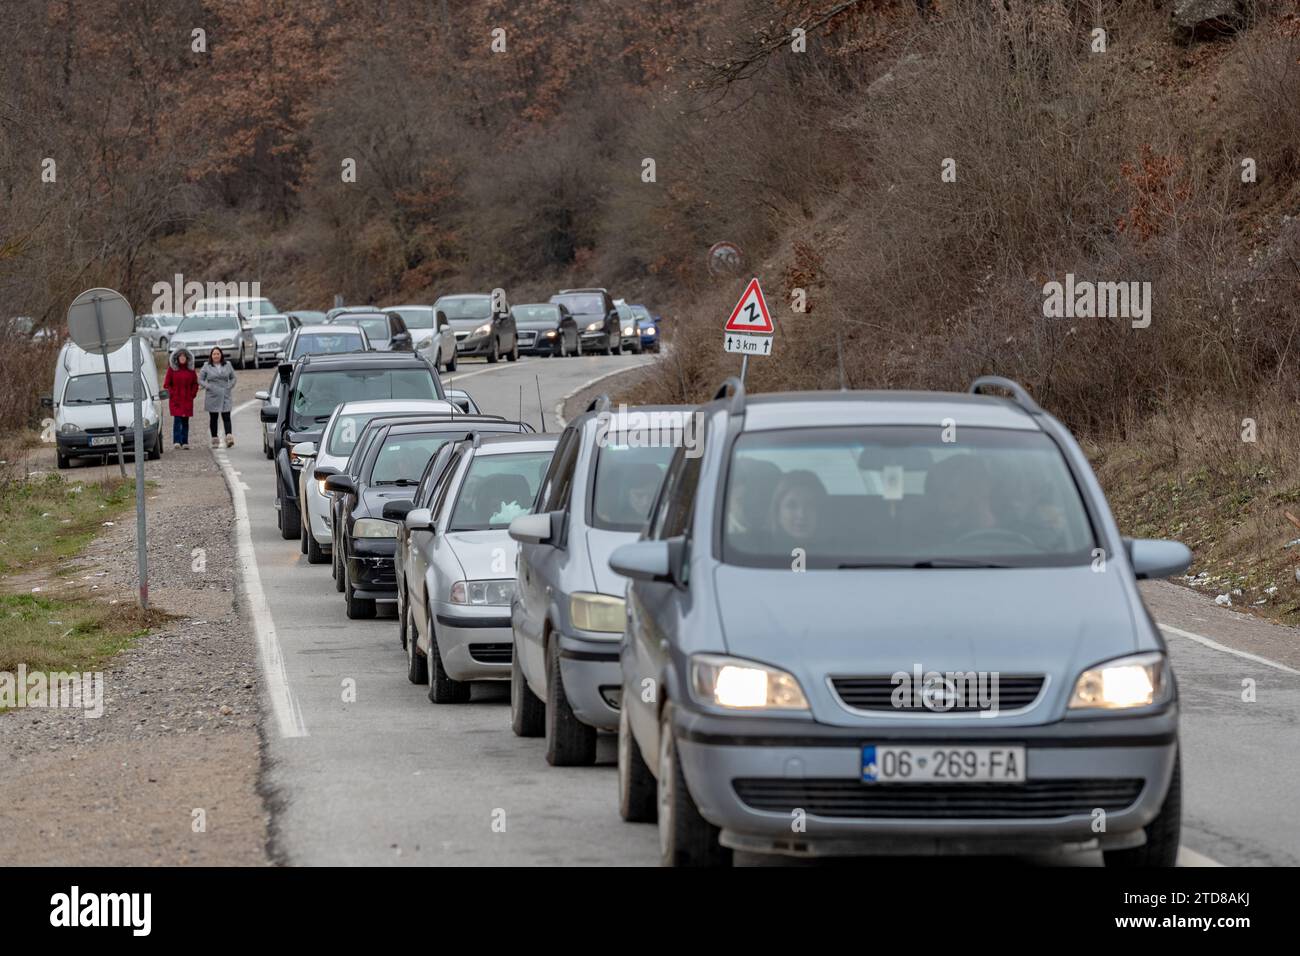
[830,675,1045,713]
[733,778,1144,820]
[468,643,512,664]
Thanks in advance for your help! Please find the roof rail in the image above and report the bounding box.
[586,393,611,414]
[968,376,1042,414]
[713,376,746,416]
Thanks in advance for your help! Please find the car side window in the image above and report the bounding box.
[538,428,579,512]
[429,453,464,525]
[651,444,703,541]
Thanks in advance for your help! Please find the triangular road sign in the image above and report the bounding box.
[723,277,774,334]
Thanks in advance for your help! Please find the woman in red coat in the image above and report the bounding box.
[163,348,199,449]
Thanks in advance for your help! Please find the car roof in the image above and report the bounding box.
[296,350,430,370]
[329,312,388,320]
[435,293,489,300]
[293,324,359,334]
[460,434,559,455]
[335,399,454,414]
[730,391,1042,432]
[568,403,696,430]
[389,419,526,436]
[383,304,430,311]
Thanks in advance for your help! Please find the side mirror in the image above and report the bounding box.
[260,406,278,423]
[41,396,53,408]
[405,507,434,532]
[255,390,269,401]
[313,465,339,481]
[324,474,356,494]
[292,441,316,458]
[508,511,557,546]
[158,389,169,400]
[1125,538,1192,580]
[609,539,678,583]
[277,363,292,384]
[383,499,415,520]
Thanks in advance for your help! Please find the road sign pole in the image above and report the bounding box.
[94,294,128,477]
[739,354,749,386]
[131,334,149,610]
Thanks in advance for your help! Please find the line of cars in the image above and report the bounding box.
[260,338,1194,866]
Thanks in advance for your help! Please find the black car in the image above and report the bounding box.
[434,292,519,363]
[263,351,444,541]
[511,302,580,357]
[550,287,623,355]
[321,415,534,618]
[326,310,413,351]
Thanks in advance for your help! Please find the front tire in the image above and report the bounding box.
[657,707,730,867]
[427,617,471,703]
[56,451,70,470]
[306,524,328,564]
[619,703,657,822]
[1104,750,1182,868]
[405,601,427,684]
[506,337,519,362]
[279,489,300,540]
[332,529,345,592]
[486,337,499,364]
[510,644,545,737]
[545,635,597,766]
[344,559,376,619]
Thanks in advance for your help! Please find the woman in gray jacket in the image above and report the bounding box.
[198,347,237,448]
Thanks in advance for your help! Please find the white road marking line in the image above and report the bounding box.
[213,439,308,739]
[554,359,652,426]
[1159,623,1300,676]
[234,398,260,414]
[1177,846,1224,867]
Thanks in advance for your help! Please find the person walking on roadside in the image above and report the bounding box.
[198,346,237,449]
[163,347,199,449]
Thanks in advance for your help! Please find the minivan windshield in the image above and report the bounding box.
[333,315,389,343]
[63,372,139,405]
[551,293,603,315]
[722,426,1095,569]
[385,307,435,329]
[252,316,289,334]
[177,313,239,333]
[290,369,438,430]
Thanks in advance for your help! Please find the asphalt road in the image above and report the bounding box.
[222,351,1299,867]
[229,352,658,865]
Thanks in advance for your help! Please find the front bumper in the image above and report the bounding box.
[671,703,1179,858]
[556,631,621,730]
[455,334,494,356]
[433,602,513,681]
[345,538,397,599]
[57,423,159,457]
[303,475,331,545]
[518,332,561,355]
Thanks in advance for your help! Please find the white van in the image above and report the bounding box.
[49,339,164,469]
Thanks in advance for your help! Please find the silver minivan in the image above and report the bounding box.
[612,377,1192,866]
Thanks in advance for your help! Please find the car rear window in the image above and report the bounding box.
[177,313,238,332]
[290,331,364,359]
[290,369,438,430]
[370,435,452,485]
[721,426,1096,569]
[589,442,674,532]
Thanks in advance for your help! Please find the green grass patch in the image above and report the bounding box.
[0,593,157,674]
[0,472,135,576]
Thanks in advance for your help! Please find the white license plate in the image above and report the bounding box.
[862,745,1026,783]
[89,435,121,447]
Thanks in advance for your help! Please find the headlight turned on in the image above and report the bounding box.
[352,518,397,539]
[1068,652,1168,710]
[450,579,515,606]
[586,321,603,332]
[474,323,491,336]
[690,654,809,711]
[569,592,625,633]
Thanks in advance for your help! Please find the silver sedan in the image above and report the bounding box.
[401,434,558,703]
